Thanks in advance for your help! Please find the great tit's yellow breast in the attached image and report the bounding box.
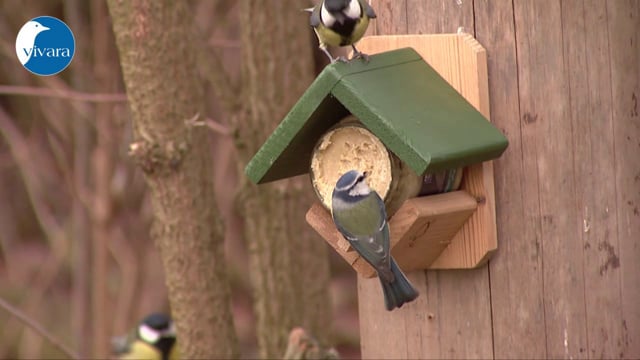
[118,341,161,360]
[315,25,343,47]
[316,15,371,47]
[169,343,180,360]
[349,16,370,45]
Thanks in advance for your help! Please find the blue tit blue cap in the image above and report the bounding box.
[335,170,362,190]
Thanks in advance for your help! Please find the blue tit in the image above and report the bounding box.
[307,0,377,63]
[331,170,419,311]
[112,313,179,360]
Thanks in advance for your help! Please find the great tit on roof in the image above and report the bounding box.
[112,313,179,360]
[331,170,419,310]
[307,0,377,63]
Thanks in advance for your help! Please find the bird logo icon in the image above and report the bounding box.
[15,21,50,65]
[15,16,75,76]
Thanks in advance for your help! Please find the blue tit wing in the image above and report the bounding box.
[355,221,392,278]
[358,0,377,18]
[310,3,322,27]
[332,193,390,272]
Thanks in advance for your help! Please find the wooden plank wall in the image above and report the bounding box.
[360,1,640,358]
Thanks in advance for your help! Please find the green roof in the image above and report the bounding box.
[245,48,508,184]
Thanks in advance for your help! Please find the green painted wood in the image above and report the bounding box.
[245,49,421,183]
[245,48,508,184]
[334,57,508,174]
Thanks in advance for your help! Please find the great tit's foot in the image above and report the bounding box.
[351,51,370,62]
[320,47,335,63]
[351,45,370,62]
[321,46,351,64]
[332,56,349,63]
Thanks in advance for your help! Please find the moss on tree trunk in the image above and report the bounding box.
[107,1,239,357]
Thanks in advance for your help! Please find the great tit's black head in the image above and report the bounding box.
[137,313,176,360]
[141,313,172,332]
[324,0,351,12]
[138,313,175,344]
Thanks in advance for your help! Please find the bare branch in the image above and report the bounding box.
[0,106,66,246]
[184,113,231,135]
[205,118,232,135]
[0,297,79,360]
[0,85,127,103]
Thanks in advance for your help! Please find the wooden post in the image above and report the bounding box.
[350,33,497,358]
[357,1,640,359]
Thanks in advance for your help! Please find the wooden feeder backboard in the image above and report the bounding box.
[363,34,498,270]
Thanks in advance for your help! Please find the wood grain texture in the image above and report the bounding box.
[356,12,495,358]
[407,0,475,34]
[354,1,640,358]
[474,0,547,358]
[561,1,626,358]
[512,1,590,357]
[477,0,640,358]
[391,192,477,272]
[368,0,408,34]
[607,1,640,357]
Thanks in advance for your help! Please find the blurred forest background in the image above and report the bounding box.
[0,0,360,358]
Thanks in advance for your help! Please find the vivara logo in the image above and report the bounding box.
[15,16,75,76]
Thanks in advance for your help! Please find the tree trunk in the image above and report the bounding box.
[236,1,333,358]
[107,1,239,358]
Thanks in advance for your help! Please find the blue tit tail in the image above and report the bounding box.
[379,257,419,311]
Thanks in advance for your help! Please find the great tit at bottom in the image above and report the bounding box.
[308,0,377,63]
[331,170,419,310]
[112,313,179,360]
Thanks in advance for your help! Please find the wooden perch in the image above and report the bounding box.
[306,190,478,278]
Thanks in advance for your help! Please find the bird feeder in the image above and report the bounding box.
[245,34,508,278]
